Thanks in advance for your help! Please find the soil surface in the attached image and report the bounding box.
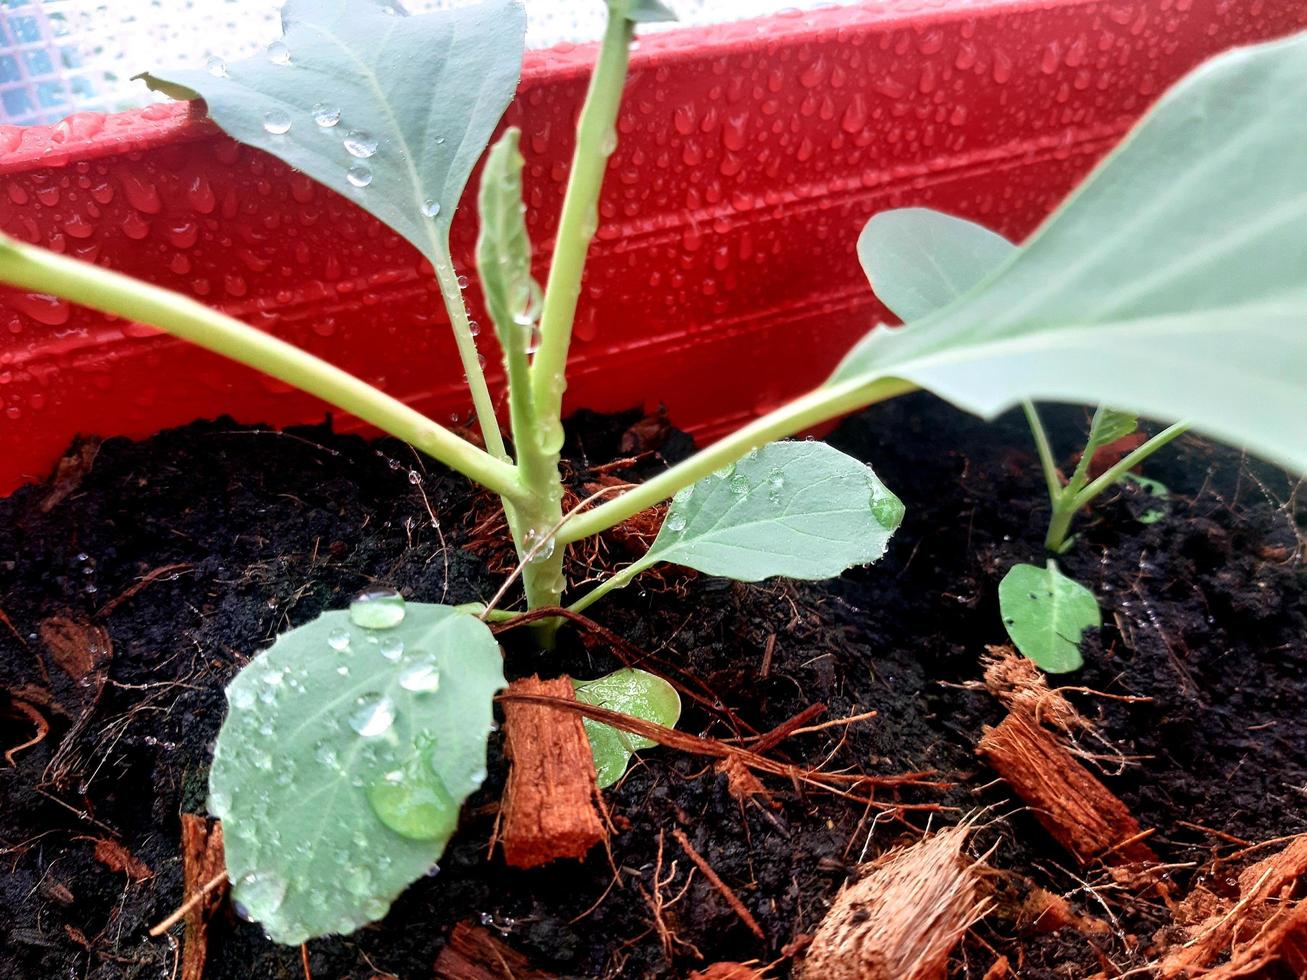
[1,396,1305,979]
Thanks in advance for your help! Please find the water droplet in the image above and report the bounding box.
[266,40,291,65]
[729,474,750,496]
[868,479,905,530]
[312,103,341,128]
[206,57,228,77]
[314,739,340,769]
[349,693,396,737]
[327,628,351,652]
[228,684,255,710]
[262,110,292,135]
[399,659,441,693]
[366,758,457,840]
[767,471,785,498]
[378,636,404,661]
[233,871,288,921]
[523,528,556,563]
[343,130,378,158]
[421,199,441,218]
[665,511,687,533]
[456,274,469,290]
[349,588,406,628]
[346,164,373,188]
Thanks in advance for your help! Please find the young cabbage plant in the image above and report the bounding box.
[856,208,1193,671]
[3,1,1307,941]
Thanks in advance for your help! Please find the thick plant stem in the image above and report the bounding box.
[529,10,634,429]
[558,377,919,546]
[1044,420,1191,552]
[432,239,508,463]
[0,234,525,503]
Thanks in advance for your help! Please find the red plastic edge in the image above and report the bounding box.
[1,0,1304,493]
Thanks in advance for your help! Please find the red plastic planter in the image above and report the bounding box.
[1,0,1303,494]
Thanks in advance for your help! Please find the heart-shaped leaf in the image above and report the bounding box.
[998,562,1100,673]
[139,0,526,264]
[573,668,681,788]
[831,30,1307,477]
[209,596,504,943]
[646,441,902,582]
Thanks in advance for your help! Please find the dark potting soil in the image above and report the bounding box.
[1,395,1305,979]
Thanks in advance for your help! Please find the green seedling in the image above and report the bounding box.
[2,0,1307,940]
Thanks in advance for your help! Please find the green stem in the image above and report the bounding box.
[528,9,633,426]
[432,239,508,463]
[567,558,652,615]
[1022,400,1063,505]
[558,376,919,546]
[1045,419,1190,551]
[0,234,525,503]
[1070,420,1190,511]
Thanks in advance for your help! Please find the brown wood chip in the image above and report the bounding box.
[689,963,772,980]
[498,675,606,869]
[433,921,556,979]
[39,615,111,685]
[92,838,153,882]
[181,815,227,980]
[1159,834,1307,978]
[795,826,987,980]
[977,709,1156,866]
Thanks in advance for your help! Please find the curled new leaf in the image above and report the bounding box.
[139,0,526,266]
[573,668,681,787]
[209,599,504,943]
[476,128,539,352]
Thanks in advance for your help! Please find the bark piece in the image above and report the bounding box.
[976,709,1156,866]
[39,616,111,685]
[689,963,771,980]
[1159,834,1307,978]
[795,826,987,980]
[180,814,227,980]
[433,921,556,979]
[92,838,153,882]
[499,675,606,869]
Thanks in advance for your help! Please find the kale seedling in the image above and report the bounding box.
[2,0,1306,941]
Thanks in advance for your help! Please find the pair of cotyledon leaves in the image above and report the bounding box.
[163,0,1307,944]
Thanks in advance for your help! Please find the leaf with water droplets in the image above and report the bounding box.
[210,602,504,944]
[998,561,1100,673]
[632,441,902,584]
[832,32,1307,476]
[573,668,680,788]
[137,0,525,263]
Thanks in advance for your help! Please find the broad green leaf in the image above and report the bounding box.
[998,562,1100,673]
[476,128,539,351]
[831,31,1307,477]
[641,441,902,582]
[1120,473,1170,524]
[573,668,681,788]
[859,208,1015,323]
[209,597,504,943]
[139,0,526,266]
